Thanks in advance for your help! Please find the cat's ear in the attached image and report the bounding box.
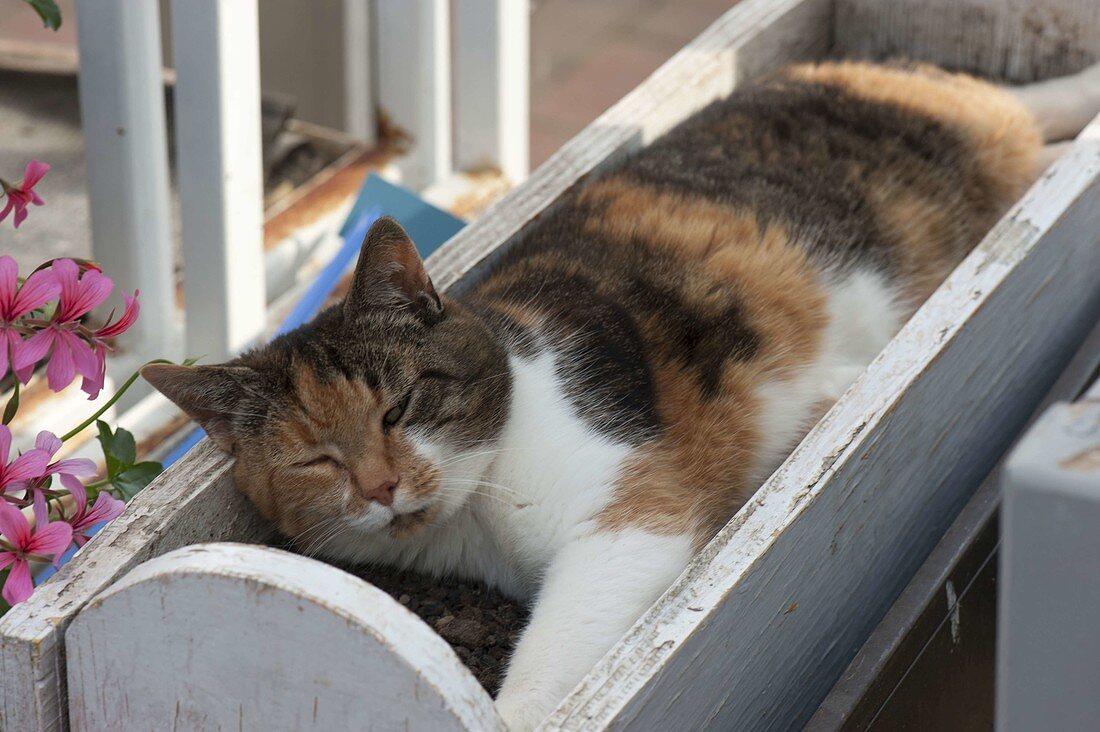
[141,363,259,453]
[344,216,442,320]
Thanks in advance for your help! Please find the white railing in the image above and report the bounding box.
[74,0,529,366]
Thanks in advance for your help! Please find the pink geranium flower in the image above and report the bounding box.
[0,161,49,229]
[34,431,96,484]
[0,256,60,381]
[59,474,124,547]
[81,289,139,399]
[0,425,51,495]
[13,259,111,393]
[0,494,72,605]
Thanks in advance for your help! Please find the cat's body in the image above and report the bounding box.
[144,60,1100,730]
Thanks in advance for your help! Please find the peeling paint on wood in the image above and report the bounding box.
[65,544,502,731]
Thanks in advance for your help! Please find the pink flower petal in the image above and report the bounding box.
[56,266,114,322]
[31,489,47,528]
[27,519,73,558]
[0,502,30,548]
[12,202,28,228]
[2,558,32,605]
[22,160,50,189]
[11,268,61,320]
[45,334,76,392]
[13,327,54,376]
[51,258,79,301]
[58,329,98,383]
[83,492,125,526]
[0,198,12,224]
[34,431,62,457]
[0,256,17,314]
[0,424,10,464]
[80,347,106,399]
[0,552,14,570]
[95,290,140,339]
[0,328,12,378]
[5,449,51,484]
[49,457,97,479]
[61,474,87,514]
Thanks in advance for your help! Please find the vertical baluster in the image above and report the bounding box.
[453,0,530,184]
[171,0,266,363]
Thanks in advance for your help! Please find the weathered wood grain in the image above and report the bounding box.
[65,543,502,731]
[0,442,269,732]
[836,0,1100,82]
[548,120,1100,732]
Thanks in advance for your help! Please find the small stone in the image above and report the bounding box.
[398,594,411,606]
[436,617,490,648]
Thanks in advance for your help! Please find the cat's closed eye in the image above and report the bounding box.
[295,454,342,470]
[383,393,412,429]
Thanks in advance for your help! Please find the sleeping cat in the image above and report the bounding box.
[144,60,1100,730]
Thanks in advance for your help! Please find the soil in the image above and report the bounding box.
[335,562,529,695]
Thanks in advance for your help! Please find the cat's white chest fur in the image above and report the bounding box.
[479,351,634,587]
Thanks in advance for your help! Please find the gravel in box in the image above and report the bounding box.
[333,561,528,695]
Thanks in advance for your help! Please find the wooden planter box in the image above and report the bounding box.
[4,1,1100,730]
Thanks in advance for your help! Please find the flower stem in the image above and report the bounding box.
[60,358,180,442]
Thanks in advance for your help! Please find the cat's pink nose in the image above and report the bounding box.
[364,479,398,506]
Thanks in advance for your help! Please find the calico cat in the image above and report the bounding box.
[144,60,1100,730]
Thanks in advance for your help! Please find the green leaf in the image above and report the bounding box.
[96,420,136,479]
[23,0,61,30]
[2,383,19,425]
[112,461,162,500]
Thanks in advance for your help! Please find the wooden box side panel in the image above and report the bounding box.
[551,125,1100,730]
[0,442,269,732]
[66,544,502,732]
[836,0,1100,82]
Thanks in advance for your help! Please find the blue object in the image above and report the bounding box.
[38,175,465,581]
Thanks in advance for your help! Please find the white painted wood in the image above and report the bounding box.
[0,441,269,732]
[66,543,502,731]
[836,0,1100,83]
[547,119,1100,731]
[376,0,452,189]
[342,0,378,145]
[453,0,530,183]
[74,0,176,363]
[171,0,266,363]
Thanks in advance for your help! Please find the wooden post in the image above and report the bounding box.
[453,0,530,183]
[376,0,452,189]
[74,0,176,362]
[342,0,378,145]
[170,0,266,363]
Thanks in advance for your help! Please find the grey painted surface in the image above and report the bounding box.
[999,377,1100,732]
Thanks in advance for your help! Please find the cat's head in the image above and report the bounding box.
[143,217,511,548]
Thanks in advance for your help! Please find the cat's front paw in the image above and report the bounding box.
[495,692,554,732]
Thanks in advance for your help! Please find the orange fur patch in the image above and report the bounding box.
[786,62,1042,209]
[580,178,829,542]
[232,362,441,541]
